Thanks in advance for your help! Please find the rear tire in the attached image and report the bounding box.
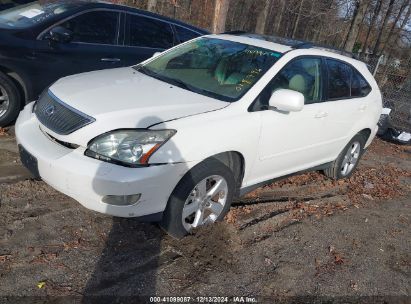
[324,134,367,180]
[0,72,22,127]
[160,158,235,239]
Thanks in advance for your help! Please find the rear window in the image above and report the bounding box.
[0,1,82,29]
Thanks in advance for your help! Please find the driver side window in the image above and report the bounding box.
[251,57,323,111]
[271,57,323,103]
[57,11,119,45]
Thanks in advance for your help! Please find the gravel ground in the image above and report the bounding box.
[0,127,410,303]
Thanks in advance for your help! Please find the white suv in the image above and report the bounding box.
[16,33,382,237]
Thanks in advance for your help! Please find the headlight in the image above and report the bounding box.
[85,129,176,167]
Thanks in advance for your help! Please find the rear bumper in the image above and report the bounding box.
[15,102,190,218]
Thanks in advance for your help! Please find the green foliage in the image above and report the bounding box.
[352,42,362,54]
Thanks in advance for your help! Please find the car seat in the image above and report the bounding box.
[288,74,306,95]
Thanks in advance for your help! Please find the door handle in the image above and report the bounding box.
[314,111,328,118]
[101,58,121,62]
[358,105,367,111]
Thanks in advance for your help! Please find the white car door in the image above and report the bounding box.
[316,58,372,158]
[248,57,335,185]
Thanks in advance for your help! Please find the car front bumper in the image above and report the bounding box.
[15,103,190,219]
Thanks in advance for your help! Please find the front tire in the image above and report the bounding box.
[324,133,367,180]
[160,158,235,239]
[0,72,22,127]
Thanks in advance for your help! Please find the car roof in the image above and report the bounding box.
[210,32,367,67]
[66,0,209,34]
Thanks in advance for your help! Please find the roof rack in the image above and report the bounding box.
[220,31,356,59]
[292,42,314,49]
[221,30,247,35]
[306,44,356,59]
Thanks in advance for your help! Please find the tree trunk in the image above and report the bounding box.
[303,0,315,40]
[344,0,368,52]
[255,0,271,34]
[386,1,411,59]
[292,0,305,38]
[354,0,371,46]
[147,0,157,12]
[212,0,230,33]
[343,1,360,49]
[380,0,409,54]
[364,0,382,53]
[373,0,395,55]
[274,0,286,35]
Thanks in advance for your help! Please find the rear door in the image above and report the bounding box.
[318,58,372,158]
[32,9,123,91]
[174,25,204,43]
[120,13,175,66]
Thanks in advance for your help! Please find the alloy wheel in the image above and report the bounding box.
[341,141,361,176]
[0,85,10,119]
[182,175,228,231]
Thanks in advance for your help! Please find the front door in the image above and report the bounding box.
[250,57,334,184]
[32,10,123,94]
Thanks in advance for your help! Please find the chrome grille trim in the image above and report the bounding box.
[34,90,95,135]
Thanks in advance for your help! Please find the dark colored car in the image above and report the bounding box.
[0,1,34,11]
[0,0,208,126]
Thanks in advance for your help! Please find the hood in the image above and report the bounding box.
[49,67,229,131]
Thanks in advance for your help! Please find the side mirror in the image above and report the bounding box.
[46,26,73,43]
[269,89,304,112]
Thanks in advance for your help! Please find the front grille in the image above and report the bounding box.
[34,90,95,135]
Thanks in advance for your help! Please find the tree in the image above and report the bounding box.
[255,0,271,34]
[386,1,411,59]
[380,0,410,54]
[292,0,305,38]
[344,0,369,52]
[373,0,396,55]
[212,0,230,33]
[364,0,383,53]
[147,0,157,12]
[274,0,286,35]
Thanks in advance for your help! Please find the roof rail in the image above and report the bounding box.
[219,31,357,59]
[220,30,247,35]
[292,42,314,49]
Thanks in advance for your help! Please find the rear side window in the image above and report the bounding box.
[126,14,174,49]
[351,69,371,97]
[59,11,119,45]
[326,59,351,99]
[175,26,201,42]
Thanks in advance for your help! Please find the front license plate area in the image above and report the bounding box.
[18,145,40,180]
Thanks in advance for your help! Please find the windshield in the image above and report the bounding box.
[137,37,282,102]
[0,1,83,29]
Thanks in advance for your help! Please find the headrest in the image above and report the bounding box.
[289,74,306,93]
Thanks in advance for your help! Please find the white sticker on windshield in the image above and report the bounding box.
[19,9,44,19]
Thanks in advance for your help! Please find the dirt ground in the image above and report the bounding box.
[0,126,410,303]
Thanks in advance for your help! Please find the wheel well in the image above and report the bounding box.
[0,67,27,105]
[358,128,372,143]
[210,151,245,198]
